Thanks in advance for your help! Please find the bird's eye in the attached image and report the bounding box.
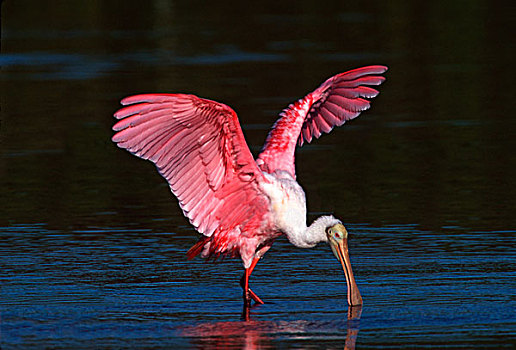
[334,232,341,239]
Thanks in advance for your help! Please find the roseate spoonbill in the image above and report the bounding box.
[112,65,387,307]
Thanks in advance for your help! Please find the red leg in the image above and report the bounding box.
[241,257,264,305]
[248,257,260,275]
[243,268,251,306]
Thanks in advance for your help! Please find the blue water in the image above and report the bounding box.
[2,222,514,348]
[2,0,515,348]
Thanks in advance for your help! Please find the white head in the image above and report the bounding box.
[286,214,363,307]
[325,221,363,307]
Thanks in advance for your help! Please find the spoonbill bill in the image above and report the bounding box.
[112,65,387,307]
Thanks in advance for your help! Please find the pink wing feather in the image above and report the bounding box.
[112,94,271,260]
[257,65,387,178]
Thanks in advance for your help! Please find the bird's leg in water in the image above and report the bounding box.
[240,257,264,305]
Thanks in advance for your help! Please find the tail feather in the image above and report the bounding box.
[186,236,210,260]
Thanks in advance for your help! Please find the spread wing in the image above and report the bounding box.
[112,94,270,243]
[257,65,387,178]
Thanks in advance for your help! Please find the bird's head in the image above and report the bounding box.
[326,223,363,307]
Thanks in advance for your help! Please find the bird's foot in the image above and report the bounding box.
[247,288,264,305]
[240,276,265,305]
[241,303,251,321]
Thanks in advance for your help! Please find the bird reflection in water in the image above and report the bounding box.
[181,306,362,349]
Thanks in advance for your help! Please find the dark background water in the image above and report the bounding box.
[1,0,515,348]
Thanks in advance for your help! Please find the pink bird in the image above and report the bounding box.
[112,65,387,307]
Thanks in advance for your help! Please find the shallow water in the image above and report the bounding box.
[1,1,515,348]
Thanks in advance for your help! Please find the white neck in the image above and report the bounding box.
[286,215,341,248]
